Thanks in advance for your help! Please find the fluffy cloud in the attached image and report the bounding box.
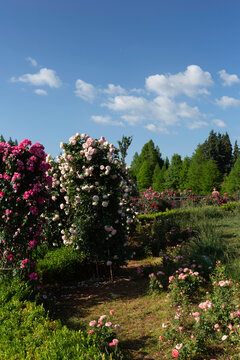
[218,69,240,86]
[103,84,127,95]
[102,95,147,112]
[26,57,38,67]
[212,119,227,128]
[145,65,213,98]
[91,115,124,126]
[102,93,204,131]
[215,96,240,109]
[11,68,61,88]
[34,89,47,96]
[75,79,96,102]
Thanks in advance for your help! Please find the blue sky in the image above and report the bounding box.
[1,0,240,164]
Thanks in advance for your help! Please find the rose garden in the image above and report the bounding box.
[1,134,240,359]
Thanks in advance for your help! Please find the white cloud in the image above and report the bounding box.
[11,68,61,88]
[145,65,213,98]
[34,89,47,96]
[144,123,169,134]
[186,120,208,130]
[212,119,227,128]
[102,93,204,131]
[215,96,240,109]
[103,84,127,95]
[218,69,240,86]
[91,115,124,126]
[75,79,96,102]
[26,57,38,67]
[102,95,147,112]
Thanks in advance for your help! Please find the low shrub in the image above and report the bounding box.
[37,247,89,284]
[0,278,124,359]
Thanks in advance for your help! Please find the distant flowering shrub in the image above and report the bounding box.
[49,133,136,266]
[0,140,51,278]
[133,188,240,215]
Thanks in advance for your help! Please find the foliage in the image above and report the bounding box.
[148,271,165,294]
[130,139,164,182]
[222,157,240,194]
[117,135,132,165]
[0,278,124,360]
[168,266,205,305]
[37,247,88,284]
[164,154,182,191]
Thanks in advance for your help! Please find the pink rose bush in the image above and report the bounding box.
[88,310,121,351]
[168,266,205,305]
[47,133,136,266]
[0,139,51,278]
[159,262,240,359]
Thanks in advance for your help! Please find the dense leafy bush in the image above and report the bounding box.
[37,247,88,283]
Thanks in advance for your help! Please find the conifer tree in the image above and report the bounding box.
[222,158,240,194]
[233,140,240,164]
[152,163,165,192]
[137,160,153,190]
[201,159,220,194]
[164,154,182,190]
[179,156,190,190]
[117,135,133,165]
[131,140,164,185]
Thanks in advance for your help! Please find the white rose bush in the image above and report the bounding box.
[49,133,135,268]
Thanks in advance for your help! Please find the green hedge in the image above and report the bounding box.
[37,247,92,284]
[138,206,223,222]
[0,277,123,360]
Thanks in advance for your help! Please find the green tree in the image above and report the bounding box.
[0,135,18,145]
[152,163,165,192]
[164,154,182,190]
[179,156,190,190]
[131,140,164,185]
[203,130,232,177]
[117,135,133,165]
[137,160,153,190]
[233,140,240,164]
[201,159,220,194]
[222,158,240,194]
[186,145,206,194]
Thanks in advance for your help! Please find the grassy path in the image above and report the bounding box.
[47,258,172,359]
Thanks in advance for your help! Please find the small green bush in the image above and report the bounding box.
[37,247,90,284]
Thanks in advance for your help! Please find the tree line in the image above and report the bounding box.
[130,130,240,194]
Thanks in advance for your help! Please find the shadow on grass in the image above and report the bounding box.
[120,336,157,360]
[44,267,152,330]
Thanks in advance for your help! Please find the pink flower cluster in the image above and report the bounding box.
[0,139,52,277]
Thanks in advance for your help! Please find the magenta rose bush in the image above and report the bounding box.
[0,140,52,279]
[47,133,136,267]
